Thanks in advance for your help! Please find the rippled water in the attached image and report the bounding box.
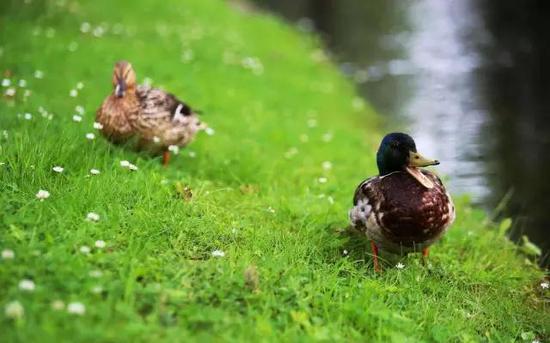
[258,0,550,264]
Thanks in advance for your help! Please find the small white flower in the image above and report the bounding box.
[76,82,84,90]
[24,90,32,97]
[152,136,161,143]
[211,250,225,258]
[1,78,10,87]
[85,133,95,140]
[69,89,78,97]
[327,196,334,204]
[90,169,100,175]
[322,132,333,142]
[322,161,332,170]
[18,279,36,292]
[91,286,103,294]
[52,166,64,173]
[188,151,196,158]
[2,249,15,259]
[34,70,44,79]
[18,79,27,88]
[51,300,65,310]
[541,282,549,289]
[128,163,138,171]
[72,115,82,122]
[120,160,130,168]
[343,249,349,256]
[89,270,103,278]
[80,245,91,254]
[5,88,16,96]
[93,122,103,130]
[67,302,85,315]
[86,212,100,222]
[92,26,105,37]
[4,301,24,319]
[75,105,85,114]
[396,262,405,270]
[80,22,91,33]
[318,177,328,184]
[94,240,106,248]
[205,127,215,136]
[36,189,50,200]
[24,113,32,120]
[266,206,276,213]
[167,145,179,154]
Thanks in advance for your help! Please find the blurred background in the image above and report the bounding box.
[255,0,550,265]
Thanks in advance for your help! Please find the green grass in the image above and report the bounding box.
[0,0,548,341]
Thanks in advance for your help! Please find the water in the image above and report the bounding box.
[258,0,550,264]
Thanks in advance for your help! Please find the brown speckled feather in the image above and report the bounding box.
[96,94,139,144]
[133,85,204,151]
[351,170,455,253]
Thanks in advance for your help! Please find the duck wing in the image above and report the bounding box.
[135,85,204,146]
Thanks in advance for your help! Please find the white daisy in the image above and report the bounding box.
[1,249,15,260]
[168,145,179,154]
[52,166,64,173]
[86,212,100,222]
[34,70,44,79]
[211,250,225,258]
[85,133,95,140]
[18,279,36,292]
[80,22,91,33]
[89,270,103,278]
[93,122,103,130]
[23,113,32,120]
[188,151,196,158]
[205,127,215,136]
[541,282,549,289]
[18,79,27,88]
[72,115,82,122]
[322,132,333,142]
[91,286,103,294]
[322,161,332,170]
[67,302,85,315]
[76,82,84,90]
[318,177,328,184]
[94,240,106,248]
[36,189,50,200]
[4,301,24,319]
[343,249,349,256]
[80,246,91,254]
[90,169,100,175]
[396,262,405,270]
[51,300,65,310]
[69,89,78,97]
[1,78,11,87]
[75,105,85,114]
[5,88,15,96]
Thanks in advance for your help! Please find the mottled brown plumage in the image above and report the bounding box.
[96,61,205,162]
[348,133,455,271]
[351,170,455,254]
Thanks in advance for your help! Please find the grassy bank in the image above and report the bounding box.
[0,0,548,341]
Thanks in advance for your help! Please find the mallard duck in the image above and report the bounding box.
[96,61,205,165]
[349,133,455,271]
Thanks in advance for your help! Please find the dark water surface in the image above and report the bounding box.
[257,0,550,264]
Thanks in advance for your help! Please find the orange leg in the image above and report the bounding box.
[162,151,171,166]
[422,247,429,265]
[371,240,381,272]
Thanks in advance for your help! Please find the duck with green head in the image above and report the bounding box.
[349,133,455,271]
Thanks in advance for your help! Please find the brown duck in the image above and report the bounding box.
[349,133,455,271]
[96,61,205,165]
